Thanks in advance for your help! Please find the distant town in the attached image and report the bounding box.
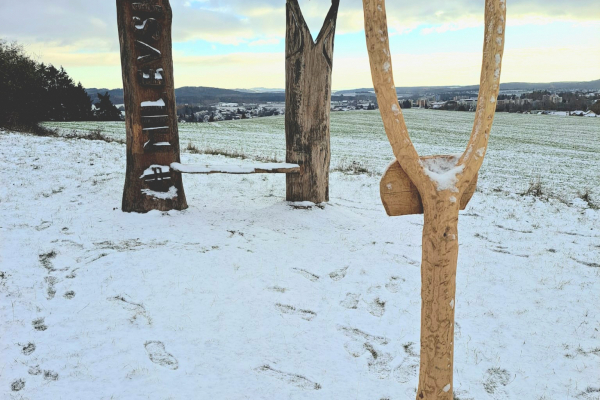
[166,87,599,123]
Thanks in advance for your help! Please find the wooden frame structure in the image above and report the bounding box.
[363,0,507,398]
[117,0,340,212]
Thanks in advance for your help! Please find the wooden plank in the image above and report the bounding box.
[380,156,478,216]
[171,163,301,175]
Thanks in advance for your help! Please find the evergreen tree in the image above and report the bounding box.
[0,39,95,128]
[95,92,122,121]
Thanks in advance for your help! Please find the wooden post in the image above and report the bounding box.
[285,0,340,203]
[116,0,187,213]
[362,0,506,398]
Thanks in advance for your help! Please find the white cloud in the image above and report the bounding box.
[1,0,597,89]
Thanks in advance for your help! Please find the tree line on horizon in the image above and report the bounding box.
[0,40,121,131]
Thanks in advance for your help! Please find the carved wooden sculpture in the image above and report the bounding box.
[117,0,187,213]
[363,0,506,398]
[285,0,340,203]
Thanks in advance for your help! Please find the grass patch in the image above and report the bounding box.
[577,189,599,210]
[333,159,373,176]
[63,127,125,144]
[521,177,545,198]
[185,141,279,163]
[2,122,59,137]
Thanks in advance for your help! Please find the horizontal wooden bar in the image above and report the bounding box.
[171,162,301,175]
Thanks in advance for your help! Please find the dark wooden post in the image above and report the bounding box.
[285,0,340,203]
[116,0,187,213]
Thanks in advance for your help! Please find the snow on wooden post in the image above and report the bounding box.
[116,0,188,213]
[285,0,340,204]
[363,0,506,398]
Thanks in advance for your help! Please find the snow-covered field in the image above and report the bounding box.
[1,110,599,399]
[44,108,600,199]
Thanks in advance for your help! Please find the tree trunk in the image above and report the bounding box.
[417,196,460,400]
[285,0,339,203]
[116,0,187,213]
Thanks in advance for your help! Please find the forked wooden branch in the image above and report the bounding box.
[364,0,506,198]
[363,1,507,399]
[285,0,340,203]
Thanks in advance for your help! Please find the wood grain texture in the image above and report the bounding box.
[362,0,506,398]
[117,0,187,213]
[380,158,478,216]
[285,0,340,203]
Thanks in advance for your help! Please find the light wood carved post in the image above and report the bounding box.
[362,0,507,398]
[285,0,340,203]
[117,0,187,213]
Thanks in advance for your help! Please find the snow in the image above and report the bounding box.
[171,162,300,174]
[134,19,148,30]
[141,186,178,200]
[141,99,165,107]
[136,42,161,59]
[421,155,465,192]
[2,113,599,399]
[142,126,169,131]
[140,164,170,179]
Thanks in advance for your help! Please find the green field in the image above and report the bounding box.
[43,108,600,199]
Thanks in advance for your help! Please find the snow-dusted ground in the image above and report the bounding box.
[1,118,599,399]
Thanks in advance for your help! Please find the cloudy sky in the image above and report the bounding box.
[1,0,598,90]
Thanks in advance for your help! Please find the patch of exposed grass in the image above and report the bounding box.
[577,189,599,210]
[63,128,125,144]
[185,141,279,163]
[2,122,59,137]
[521,177,545,198]
[333,159,373,176]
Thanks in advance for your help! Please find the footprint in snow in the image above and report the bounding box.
[364,343,394,379]
[35,221,52,231]
[11,379,25,392]
[32,317,47,331]
[337,326,389,346]
[275,303,316,321]
[64,290,76,299]
[21,342,36,356]
[340,293,360,309]
[385,276,404,293]
[144,341,179,370]
[329,266,348,281]
[43,370,59,381]
[393,358,419,384]
[483,367,511,397]
[39,250,57,272]
[256,365,321,390]
[45,276,58,299]
[292,268,320,282]
[28,366,42,376]
[366,297,386,317]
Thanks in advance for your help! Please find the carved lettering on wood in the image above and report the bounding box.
[117,0,187,212]
[138,68,165,86]
[133,17,161,41]
[132,2,163,13]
